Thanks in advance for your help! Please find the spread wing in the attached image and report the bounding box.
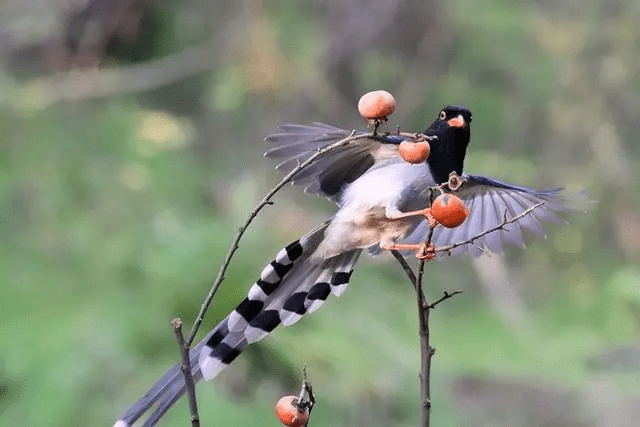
[402,174,580,256]
[265,123,404,202]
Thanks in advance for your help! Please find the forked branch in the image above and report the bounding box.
[391,193,545,427]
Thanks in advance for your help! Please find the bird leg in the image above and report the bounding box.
[388,208,438,228]
[381,206,438,259]
[381,241,436,261]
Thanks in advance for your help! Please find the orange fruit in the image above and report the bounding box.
[357,90,396,120]
[275,396,310,427]
[431,194,469,228]
[399,140,430,164]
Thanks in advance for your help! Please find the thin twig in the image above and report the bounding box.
[426,290,464,310]
[297,364,310,409]
[172,319,199,427]
[296,364,315,427]
[302,381,315,427]
[185,130,371,346]
[434,202,545,254]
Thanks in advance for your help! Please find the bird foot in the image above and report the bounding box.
[416,243,436,260]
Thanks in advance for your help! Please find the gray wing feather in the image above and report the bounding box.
[403,174,576,256]
[266,123,400,201]
[480,190,503,253]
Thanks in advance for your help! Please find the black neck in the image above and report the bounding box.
[426,126,470,184]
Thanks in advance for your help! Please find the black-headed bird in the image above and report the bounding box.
[115,106,574,426]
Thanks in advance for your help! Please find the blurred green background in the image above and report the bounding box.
[1,0,639,425]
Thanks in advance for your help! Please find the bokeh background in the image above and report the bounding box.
[1,0,639,425]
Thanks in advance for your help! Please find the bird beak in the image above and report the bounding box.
[447,114,466,128]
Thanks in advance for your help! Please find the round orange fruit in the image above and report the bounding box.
[357,90,396,121]
[275,396,309,427]
[431,194,469,228]
[399,140,430,164]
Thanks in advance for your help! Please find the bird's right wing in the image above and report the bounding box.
[403,174,586,256]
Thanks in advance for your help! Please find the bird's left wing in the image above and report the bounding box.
[403,174,578,256]
[265,123,404,202]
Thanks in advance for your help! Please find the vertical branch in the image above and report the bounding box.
[416,223,435,426]
[172,318,200,427]
[416,263,432,427]
[389,244,435,426]
[389,186,543,426]
[299,365,315,427]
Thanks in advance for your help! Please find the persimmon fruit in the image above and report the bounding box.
[431,194,469,228]
[399,140,430,164]
[357,90,396,121]
[275,396,309,427]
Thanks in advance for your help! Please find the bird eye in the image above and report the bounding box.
[439,111,446,120]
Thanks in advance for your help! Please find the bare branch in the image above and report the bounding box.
[296,365,315,427]
[434,202,545,254]
[389,186,544,425]
[172,319,199,427]
[415,226,433,427]
[426,290,464,310]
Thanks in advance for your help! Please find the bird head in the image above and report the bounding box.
[424,105,472,184]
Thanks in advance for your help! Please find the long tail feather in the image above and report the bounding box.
[115,223,361,426]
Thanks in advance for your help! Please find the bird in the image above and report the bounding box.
[114,105,575,426]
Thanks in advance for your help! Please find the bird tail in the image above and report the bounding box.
[114,222,361,427]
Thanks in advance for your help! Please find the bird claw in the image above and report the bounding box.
[416,243,436,261]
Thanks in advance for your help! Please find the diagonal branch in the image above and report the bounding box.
[434,201,545,254]
[426,290,464,310]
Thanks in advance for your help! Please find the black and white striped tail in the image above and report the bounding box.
[114,223,361,427]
